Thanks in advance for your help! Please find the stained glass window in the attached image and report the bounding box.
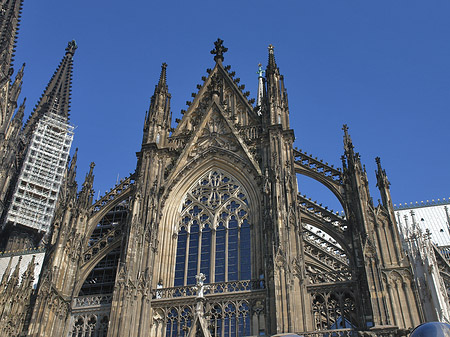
[174,170,251,286]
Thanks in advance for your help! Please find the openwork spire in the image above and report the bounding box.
[22,40,77,139]
[210,38,227,63]
[267,44,277,71]
[156,62,168,92]
[0,0,23,80]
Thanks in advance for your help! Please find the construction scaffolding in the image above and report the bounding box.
[5,111,74,232]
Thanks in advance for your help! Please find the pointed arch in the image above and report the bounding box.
[155,154,262,289]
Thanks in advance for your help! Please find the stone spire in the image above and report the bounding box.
[6,255,21,291]
[9,61,23,105]
[0,256,13,288]
[78,162,95,208]
[267,44,277,72]
[0,0,23,81]
[0,0,24,134]
[20,255,35,291]
[265,44,290,128]
[22,40,77,140]
[143,63,171,146]
[375,156,393,209]
[342,124,354,158]
[67,147,78,187]
[156,62,168,92]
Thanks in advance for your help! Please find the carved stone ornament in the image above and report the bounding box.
[189,112,239,158]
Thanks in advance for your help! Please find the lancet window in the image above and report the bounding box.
[69,314,109,337]
[174,169,251,286]
[163,300,251,337]
[311,290,357,331]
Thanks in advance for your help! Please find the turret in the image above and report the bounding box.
[22,40,77,141]
[265,45,290,129]
[143,63,171,146]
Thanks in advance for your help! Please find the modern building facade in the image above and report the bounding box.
[0,1,449,337]
[394,200,450,324]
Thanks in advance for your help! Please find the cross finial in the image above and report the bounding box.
[268,44,274,53]
[65,40,78,56]
[342,124,349,134]
[257,63,265,77]
[210,38,228,63]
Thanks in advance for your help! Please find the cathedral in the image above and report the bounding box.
[0,1,449,336]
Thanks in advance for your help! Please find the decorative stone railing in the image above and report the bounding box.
[90,176,134,215]
[307,270,353,285]
[293,149,342,184]
[73,294,113,309]
[295,328,356,337]
[151,279,265,299]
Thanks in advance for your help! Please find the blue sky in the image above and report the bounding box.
[14,1,450,211]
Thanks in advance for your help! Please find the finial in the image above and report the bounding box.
[342,124,349,135]
[257,63,265,77]
[210,38,228,63]
[65,40,77,56]
[268,44,274,53]
[375,156,381,165]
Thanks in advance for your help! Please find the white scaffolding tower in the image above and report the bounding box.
[4,110,74,232]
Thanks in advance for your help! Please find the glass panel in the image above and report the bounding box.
[200,226,211,283]
[228,219,239,281]
[175,169,252,285]
[215,224,226,282]
[174,227,187,287]
[187,224,199,285]
[240,219,251,280]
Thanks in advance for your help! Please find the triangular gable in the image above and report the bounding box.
[166,97,262,183]
[187,314,211,337]
[172,61,259,137]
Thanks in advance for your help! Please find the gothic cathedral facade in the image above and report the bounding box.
[0,1,426,336]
